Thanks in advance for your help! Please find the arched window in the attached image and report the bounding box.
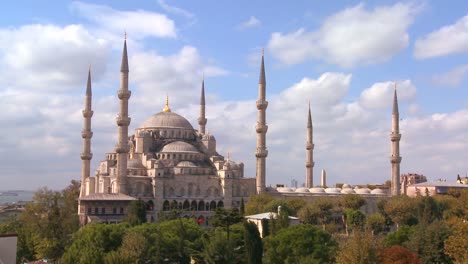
[163,200,170,211]
[210,201,217,211]
[191,200,197,211]
[170,200,178,210]
[198,200,205,211]
[147,200,154,211]
[217,201,224,208]
[183,200,190,210]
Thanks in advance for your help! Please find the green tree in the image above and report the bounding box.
[202,223,245,264]
[346,209,366,232]
[339,194,366,235]
[263,224,337,264]
[384,225,416,247]
[125,199,147,226]
[384,195,418,230]
[240,198,245,216]
[366,212,387,235]
[211,208,242,241]
[336,230,381,264]
[444,222,468,264]
[118,230,149,263]
[244,221,263,264]
[245,194,275,215]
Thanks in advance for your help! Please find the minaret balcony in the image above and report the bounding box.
[306,161,315,168]
[256,99,268,110]
[198,117,207,125]
[306,143,314,150]
[389,156,402,163]
[390,133,401,141]
[117,89,132,99]
[81,130,93,139]
[255,124,268,133]
[115,144,129,153]
[82,109,94,118]
[116,116,131,126]
[80,152,93,160]
[255,148,268,158]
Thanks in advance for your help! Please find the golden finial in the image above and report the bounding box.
[162,95,171,112]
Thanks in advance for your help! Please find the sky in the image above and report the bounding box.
[0,0,467,190]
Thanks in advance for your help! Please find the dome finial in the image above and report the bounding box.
[163,95,171,112]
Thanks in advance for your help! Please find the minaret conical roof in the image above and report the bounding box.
[120,37,129,73]
[86,65,92,96]
[393,86,399,115]
[307,102,312,128]
[259,49,266,84]
[200,76,205,105]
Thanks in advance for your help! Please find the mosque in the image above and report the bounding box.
[77,38,401,225]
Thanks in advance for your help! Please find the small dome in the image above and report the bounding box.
[277,187,294,193]
[341,188,355,194]
[355,189,371,194]
[295,187,310,193]
[309,187,326,193]
[342,183,352,189]
[176,161,197,167]
[371,188,386,195]
[127,159,145,169]
[325,188,341,194]
[161,141,199,153]
[140,112,194,130]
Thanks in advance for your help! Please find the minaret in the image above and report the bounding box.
[306,103,315,188]
[115,35,131,194]
[255,50,268,194]
[321,169,326,188]
[80,66,93,197]
[198,75,207,134]
[390,84,402,196]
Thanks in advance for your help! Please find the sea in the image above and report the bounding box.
[0,190,35,205]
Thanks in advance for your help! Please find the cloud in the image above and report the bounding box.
[236,16,261,30]
[414,14,468,59]
[431,64,468,87]
[156,0,194,19]
[268,3,418,68]
[70,1,177,39]
[359,80,417,109]
[0,24,109,91]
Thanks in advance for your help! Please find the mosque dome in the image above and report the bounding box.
[370,188,386,195]
[341,188,355,194]
[355,188,371,194]
[295,187,310,193]
[161,141,199,153]
[277,187,294,193]
[140,112,194,130]
[325,188,341,194]
[309,187,326,193]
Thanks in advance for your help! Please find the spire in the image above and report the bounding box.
[259,48,266,84]
[393,83,399,115]
[163,96,171,112]
[307,101,312,128]
[86,65,92,96]
[120,34,129,73]
[201,74,205,105]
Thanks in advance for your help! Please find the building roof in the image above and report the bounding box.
[410,181,468,188]
[245,212,299,220]
[140,111,194,130]
[161,141,199,153]
[78,193,137,201]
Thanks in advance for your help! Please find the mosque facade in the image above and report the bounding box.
[78,39,399,225]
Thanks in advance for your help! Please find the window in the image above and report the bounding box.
[120,207,124,214]
[95,207,98,214]
[101,208,106,214]
[113,208,117,214]
[87,207,92,214]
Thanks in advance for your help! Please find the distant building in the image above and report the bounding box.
[406,179,468,197]
[245,206,300,238]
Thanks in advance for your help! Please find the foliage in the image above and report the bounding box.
[284,198,306,216]
[384,195,418,229]
[384,225,416,247]
[339,194,366,210]
[270,206,290,236]
[263,224,337,264]
[380,245,422,264]
[444,222,468,264]
[416,196,441,225]
[201,223,245,264]
[298,197,335,231]
[245,194,275,215]
[244,221,263,264]
[211,208,243,240]
[125,199,147,226]
[346,209,366,232]
[366,212,386,235]
[336,230,382,264]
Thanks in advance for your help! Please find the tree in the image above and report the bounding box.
[444,222,468,264]
[118,230,149,263]
[211,208,242,241]
[240,198,245,216]
[339,194,366,235]
[201,223,245,264]
[285,198,306,216]
[244,221,263,264]
[346,209,366,232]
[384,226,415,248]
[263,224,337,264]
[245,194,275,215]
[384,195,418,230]
[337,230,381,264]
[381,245,422,264]
[125,199,147,226]
[298,197,335,231]
[366,213,387,235]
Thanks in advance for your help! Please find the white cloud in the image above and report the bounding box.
[156,0,194,19]
[236,16,261,30]
[432,64,468,87]
[70,1,177,39]
[414,15,468,59]
[0,24,109,91]
[268,3,417,67]
[359,80,417,109]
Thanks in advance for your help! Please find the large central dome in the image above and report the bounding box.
[140,112,194,130]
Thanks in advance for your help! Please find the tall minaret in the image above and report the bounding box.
[390,84,402,196]
[80,66,93,197]
[198,75,207,134]
[115,35,131,194]
[255,50,268,194]
[306,103,315,188]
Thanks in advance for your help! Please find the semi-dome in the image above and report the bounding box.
[161,141,199,153]
[176,161,197,167]
[277,187,294,193]
[355,188,371,194]
[325,188,341,194]
[341,188,355,194]
[309,187,326,193]
[295,187,310,193]
[370,188,386,195]
[140,112,194,130]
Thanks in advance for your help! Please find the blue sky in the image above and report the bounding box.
[0,0,467,190]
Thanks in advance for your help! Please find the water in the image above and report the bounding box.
[0,190,35,205]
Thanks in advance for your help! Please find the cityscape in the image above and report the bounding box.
[1,1,467,263]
